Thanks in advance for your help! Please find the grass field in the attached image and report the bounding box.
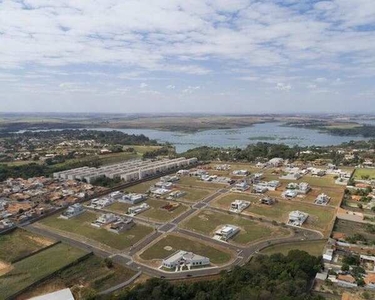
[177,186,212,202]
[18,255,136,299]
[181,210,290,245]
[106,202,132,213]
[40,211,153,249]
[213,193,335,234]
[139,199,188,222]
[333,219,375,243]
[0,243,86,299]
[124,179,159,193]
[353,168,375,180]
[178,176,225,189]
[260,240,326,257]
[0,229,54,262]
[140,234,232,265]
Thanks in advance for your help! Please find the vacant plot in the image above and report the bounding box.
[333,219,375,243]
[40,211,153,250]
[178,176,225,189]
[295,175,338,188]
[214,194,335,234]
[106,202,132,213]
[248,201,335,233]
[0,229,54,263]
[353,168,375,180]
[18,255,136,299]
[177,186,212,202]
[181,210,290,245]
[0,243,86,299]
[139,199,189,222]
[140,234,232,265]
[124,179,159,193]
[260,240,327,257]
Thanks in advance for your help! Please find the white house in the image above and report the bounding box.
[91,213,118,228]
[268,158,284,167]
[176,169,190,176]
[60,203,85,219]
[214,224,240,241]
[128,203,150,216]
[215,164,231,171]
[315,193,331,205]
[288,211,308,226]
[167,190,186,200]
[282,190,298,199]
[230,200,250,213]
[232,170,249,176]
[108,217,134,233]
[162,250,210,270]
[88,197,114,209]
[231,182,250,192]
[120,193,146,204]
[110,191,123,199]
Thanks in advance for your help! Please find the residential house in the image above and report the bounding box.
[288,211,308,226]
[230,200,250,213]
[91,213,118,228]
[315,193,331,205]
[60,203,85,219]
[162,250,210,269]
[214,224,240,241]
[128,203,150,216]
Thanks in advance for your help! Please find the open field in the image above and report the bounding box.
[40,211,154,249]
[177,186,212,202]
[333,219,375,243]
[353,168,375,180]
[178,176,226,189]
[17,255,136,299]
[124,179,159,193]
[106,202,132,213]
[0,229,54,263]
[131,145,162,154]
[260,240,326,257]
[139,233,232,265]
[0,243,87,299]
[139,199,189,222]
[212,193,335,234]
[181,209,290,245]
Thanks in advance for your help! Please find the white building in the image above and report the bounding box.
[215,164,231,171]
[230,200,250,213]
[53,157,198,184]
[110,191,123,199]
[253,185,268,194]
[176,169,190,176]
[150,188,170,197]
[315,193,331,205]
[120,193,146,204]
[167,190,186,200]
[268,158,284,167]
[60,203,85,219]
[231,182,250,192]
[88,197,114,209]
[214,224,240,241]
[0,219,14,230]
[128,203,150,216]
[162,250,210,270]
[288,211,308,226]
[91,213,118,228]
[108,217,134,233]
[232,170,249,176]
[282,190,298,199]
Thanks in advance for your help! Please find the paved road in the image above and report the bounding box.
[21,173,326,281]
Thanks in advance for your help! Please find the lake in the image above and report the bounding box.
[91,122,368,153]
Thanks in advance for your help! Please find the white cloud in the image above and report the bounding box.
[139,82,148,88]
[182,86,201,94]
[275,83,292,91]
[166,85,175,89]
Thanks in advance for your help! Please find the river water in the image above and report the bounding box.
[90,122,369,153]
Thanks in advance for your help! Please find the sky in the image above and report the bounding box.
[0,0,375,114]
